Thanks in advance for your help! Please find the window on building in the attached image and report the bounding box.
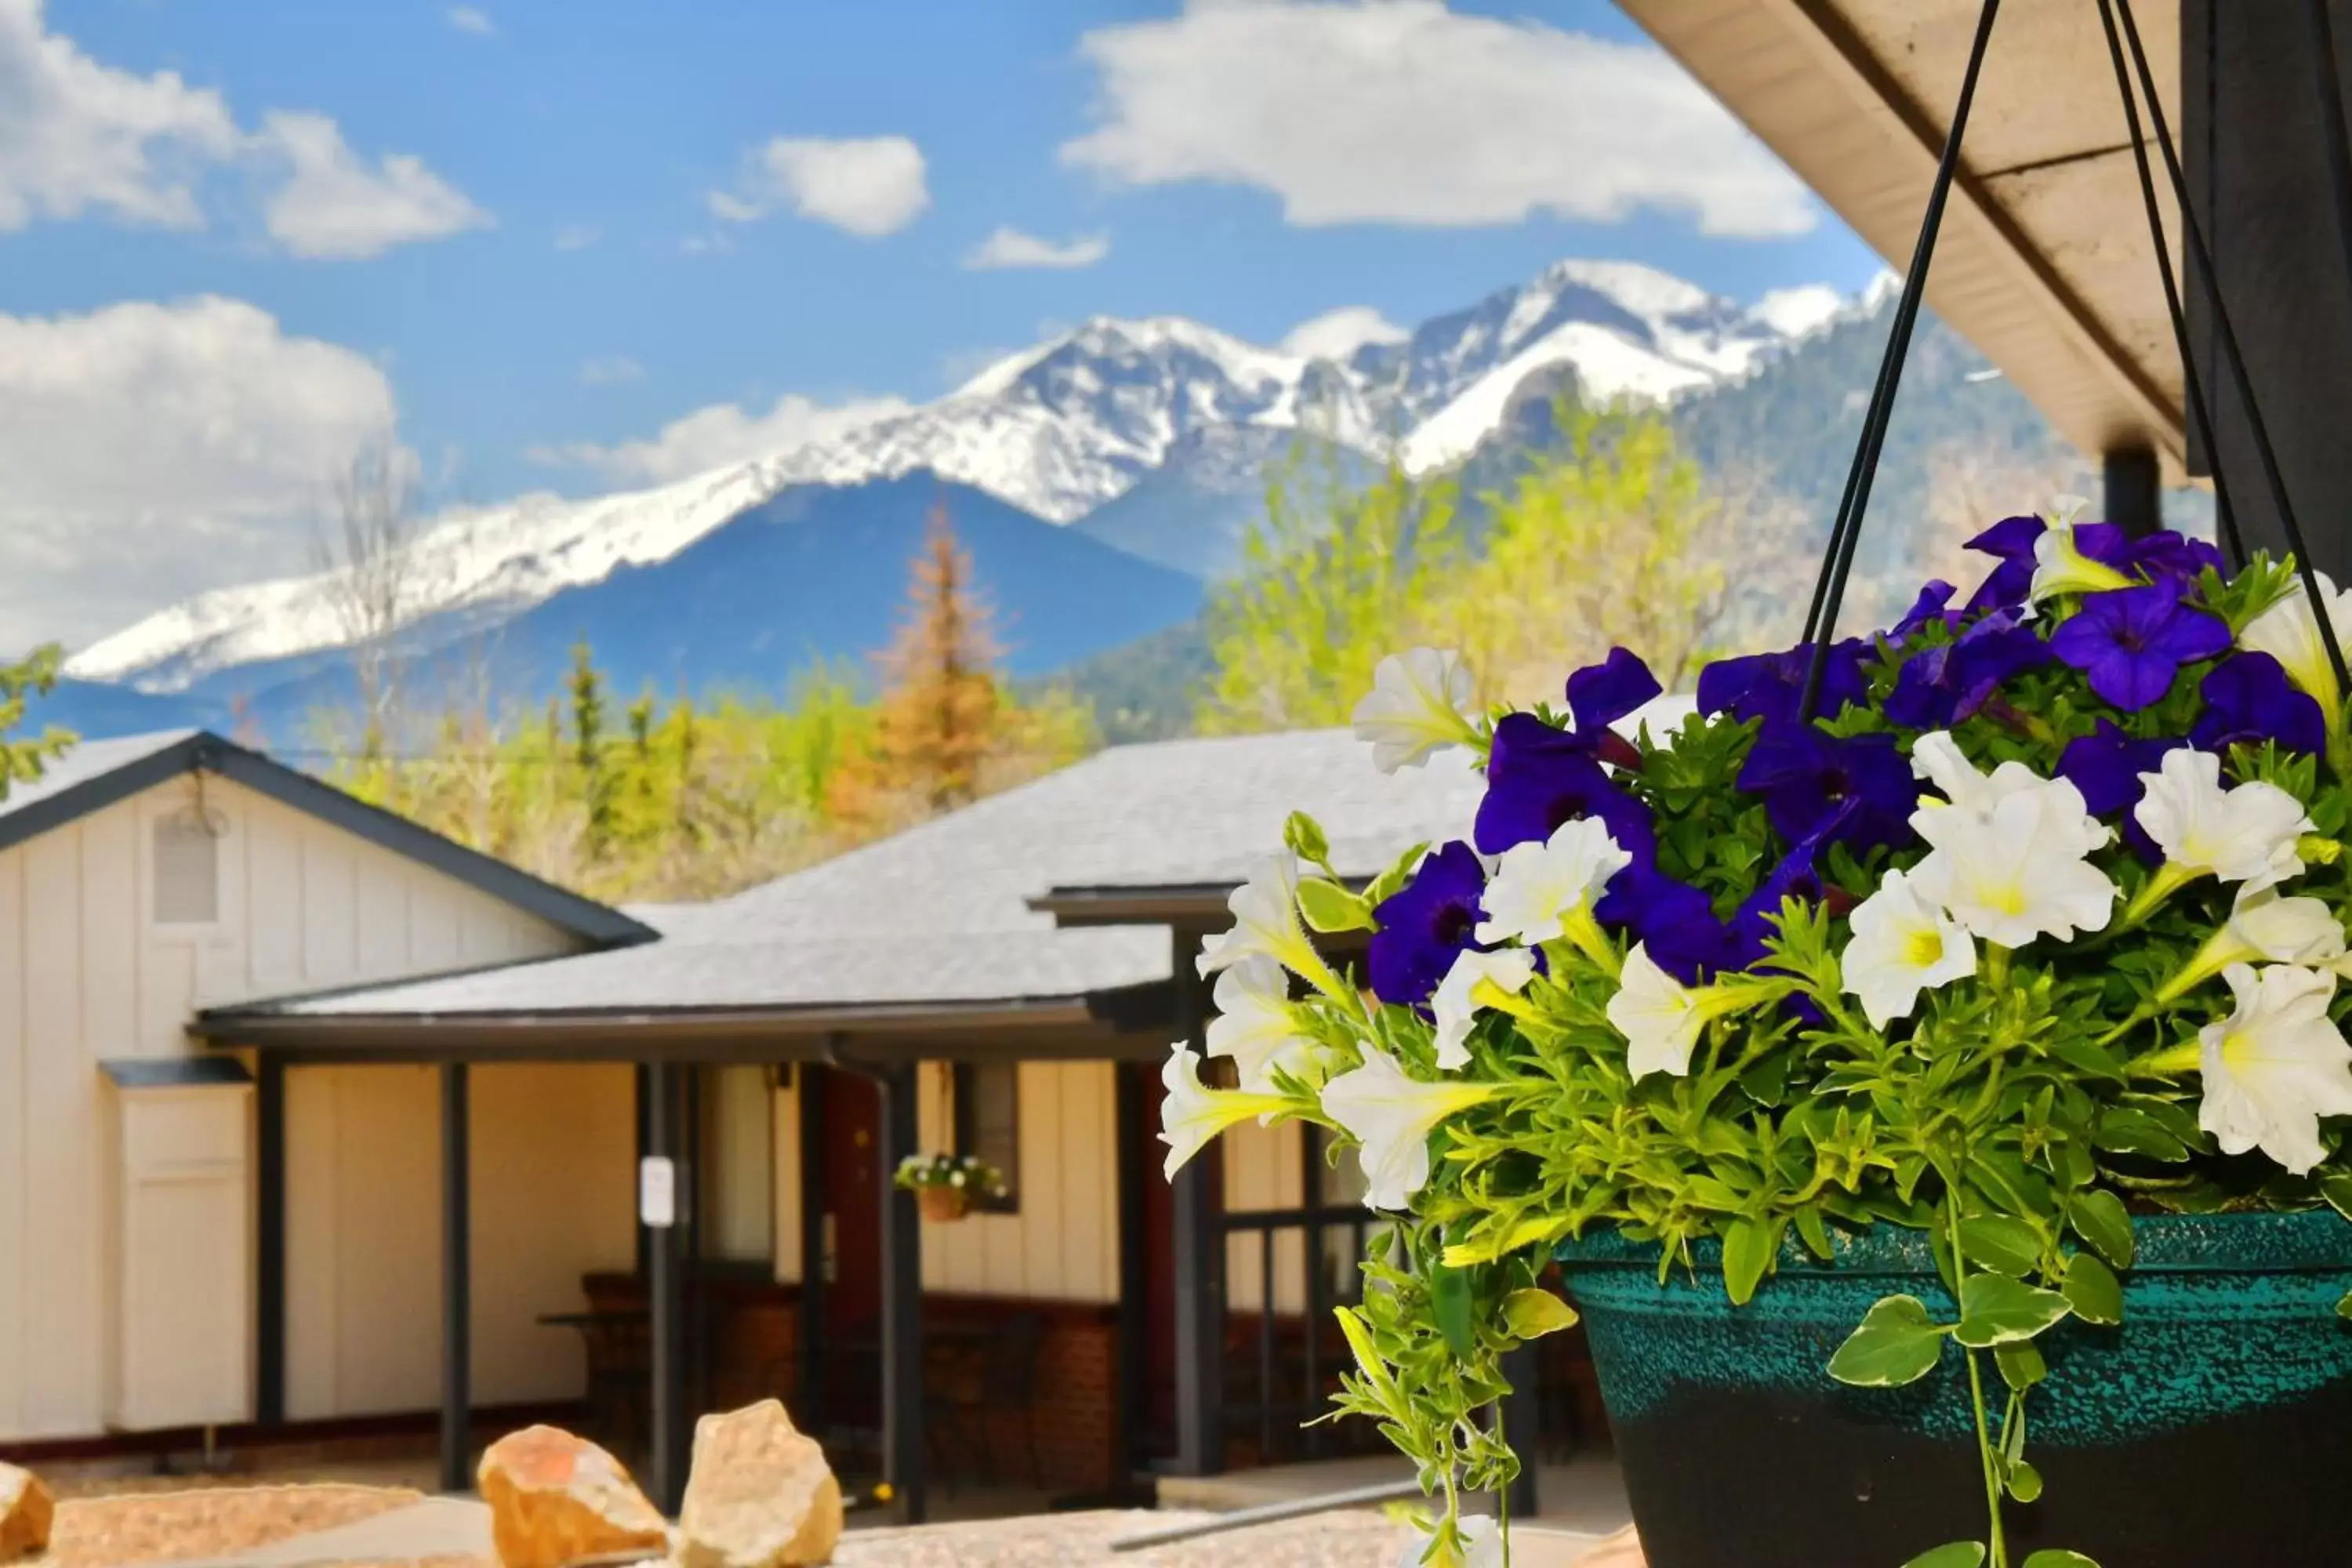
[953,1062,1020,1212]
[153,811,223,926]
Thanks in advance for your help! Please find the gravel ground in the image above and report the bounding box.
[835,1508,1413,1567]
[42,1484,424,1568]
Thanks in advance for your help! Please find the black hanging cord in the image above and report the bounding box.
[1796,0,2003,722]
[2112,0,2352,698]
[2092,0,2245,568]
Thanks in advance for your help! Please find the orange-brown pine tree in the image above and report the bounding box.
[830,499,1006,823]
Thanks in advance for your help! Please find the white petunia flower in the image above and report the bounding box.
[1198,853,1321,979]
[1908,730,2049,818]
[2163,887,2348,1004]
[2134,747,2314,891]
[1319,1047,1500,1211]
[1206,955,1316,1095]
[2239,569,2352,714]
[1352,648,1482,774]
[1909,767,2116,948]
[1431,946,1538,1069]
[2027,518,2136,604]
[1396,1512,1504,1568]
[1840,866,1979,1029]
[1158,1044,1294,1179]
[1605,942,1748,1080]
[2198,963,2352,1174]
[1473,816,1630,952]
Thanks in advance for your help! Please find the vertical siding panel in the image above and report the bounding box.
[914,1065,951,1291]
[1010,1064,1058,1298]
[80,808,137,1057]
[408,884,459,974]
[284,1066,341,1420]
[1054,1064,1111,1301]
[355,859,410,978]
[333,1066,440,1414]
[300,836,358,985]
[245,801,303,996]
[0,849,25,1438]
[23,829,96,1435]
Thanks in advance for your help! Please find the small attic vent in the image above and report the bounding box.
[154,810,224,926]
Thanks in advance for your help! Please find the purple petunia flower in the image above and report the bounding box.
[1474,715,1657,859]
[2048,580,2231,710]
[1562,648,1662,768]
[2193,652,2327,760]
[1695,640,1871,727]
[1884,609,2053,730]
[1736,723,1915,851]
[2056,720,2181,862]
[2126,529,2226,590]
[1595,865,1740,985]
[1893,580,1959,639]
[1367,840,1488,1007]
[1961,515,2046,615]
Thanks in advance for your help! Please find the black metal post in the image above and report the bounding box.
[1170,927,1227,1476]
[2103,446,2161,538]
[439,1062,471,1494]
[254,1055,285,1428]
[797,1062,829,1431]
[1499,1344,1541,1519]
[874,1062,927,1523]
[647,1061,685,1515]
[1300,1124,1327,1461]
[1113,1059,1151,1487]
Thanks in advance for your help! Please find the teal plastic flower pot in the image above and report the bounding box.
[1557,1210,2352,1567]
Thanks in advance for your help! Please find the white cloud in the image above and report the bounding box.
[0,296,397,648]
[553,223,599,251]
[963,225,1110,270]
[709,135,928,238]
[447,6,495,35]
[1281,304,1407,361]
[1061,0,1815,238]
[0,0,488,257]
[579,355,642,387]
[258,110,491,260]
[1748,283,1844,339]
[535,392,914,485]
[0,0,239,230]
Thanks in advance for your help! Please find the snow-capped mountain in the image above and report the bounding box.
[68,259,1846,698]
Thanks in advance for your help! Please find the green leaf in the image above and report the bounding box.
[1955,1274,2073,1348]
[1722,1218,1780,1306]
[1957,1214,2042,1276]
[2321,1171,2352,1224]
[1430,1261,1475,1361]
[1282,811,1332,872]
[1296,877,1375,935]
[1828,1294,1949,1388]
[2063,1252,2125,1326]
[1501,1287,1579,1341]
[2005,1459,2045,1504]
[2066,1189,2136,1269]
[2021,1553,2102,1568]
[1795,1205,1835,1262]
[2094,1108,2189,1162]
[1901,1544,1985,1568]
[2337,1289,2352,1323]
[1361,840,1429,909]
[1994,1339,2047,1392]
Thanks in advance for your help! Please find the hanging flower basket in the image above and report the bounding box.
[894,1152,1004,1224]
[1162,508,2352,1568]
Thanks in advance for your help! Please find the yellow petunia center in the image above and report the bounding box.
[1900,926,1947,969]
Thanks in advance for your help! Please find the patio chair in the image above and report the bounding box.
[924,1311,1047,1490]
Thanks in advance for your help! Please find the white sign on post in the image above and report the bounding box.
[639,1156,676,1228]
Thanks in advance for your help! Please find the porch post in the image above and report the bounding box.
[439,1062,471,1494]
[874,1062,927,1523]
[254,1054,285,1428]
[796,1062,829,1432]
[1170,926,1226,1475]
[2102,445,2160,539]
[1113,1059,1149,1486]
[647,1061,686,1515]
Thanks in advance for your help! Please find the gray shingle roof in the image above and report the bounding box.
[247,724,1492,1019]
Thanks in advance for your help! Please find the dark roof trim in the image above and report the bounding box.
[194,989,1171,1065]
[1028,884,1254,927]
[0,732,652,949]
[101,1056,253,1088]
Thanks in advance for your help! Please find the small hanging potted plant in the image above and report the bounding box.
[894,1152,1005,1223]
[1162,505,2352,1568]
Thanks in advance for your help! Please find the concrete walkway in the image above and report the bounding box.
[157,1495,505,1568]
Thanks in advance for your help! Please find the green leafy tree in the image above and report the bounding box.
[0,644,74,801]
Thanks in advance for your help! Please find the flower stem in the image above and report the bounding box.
[1947,1196,2009,1568]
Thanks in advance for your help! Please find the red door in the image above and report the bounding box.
[822,1068,883,1335]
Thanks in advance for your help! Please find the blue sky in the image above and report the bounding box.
[2,0,1884,646]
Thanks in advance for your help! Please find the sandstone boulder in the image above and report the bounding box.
[0,1464,51,1563]
[1577,1526,1646,1567]
[477,1425,669,1568]
[676,1399,842,1568]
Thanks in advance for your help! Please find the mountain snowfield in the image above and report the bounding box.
[70,258,1852,695]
